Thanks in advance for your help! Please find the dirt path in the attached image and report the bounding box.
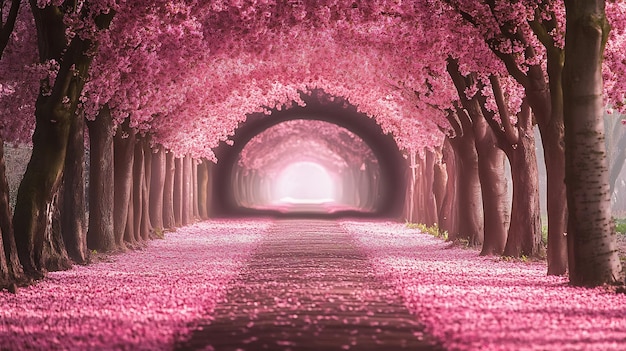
[177,219,441,350]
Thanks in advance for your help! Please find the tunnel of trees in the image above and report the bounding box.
[1,0,626,292]
[211,91,407,218]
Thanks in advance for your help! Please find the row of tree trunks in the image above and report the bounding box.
[83,113,212,255]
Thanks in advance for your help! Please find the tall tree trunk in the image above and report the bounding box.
[133,139,146,243]
[405,154,417,223]
[439,139,458,237]
[86,106,116,253]
[449,131,483,245]
[141,139,152,240]
[205,161,214,218]
[423,150,438,226]
[162,152,175,229]
[113,121,135,249]
[0,139,23,288]
[173,157,183,227]
[192,159,199,219]
[182,155,192,226]
[197,160,209,220]
[474,121,509,256]
[149,146,165,236]
[124,183,136,246]
[502,107,542,257]
[62,113,88,264]
[563,0,621,286]
[609,131,626,194]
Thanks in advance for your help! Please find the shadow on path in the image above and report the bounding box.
[176,220,443,351]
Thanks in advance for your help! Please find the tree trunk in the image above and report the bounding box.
[124,184,136,246]
[609,131,626,194]
[182,155,192,226]
[173,157,183,227]
[113,121,135,249]
[163,152,175,229]
[563,0,622,286]
[474,118,509,256]
[61,113,88,264]
[205,161,214,218]
[149,146,165,236]
[140,139,152,240]
[503,124,542,257]
[405,154,418,223]
[86,106,116,253]
[197,160,209,220]
[0,139,23,288]
[439,139,458,237]
[449,133,483,245]
[192,159,199,219]
[423,150,438,226]
[13,113,70,277]
[133,139,146,243]
[41,188,72,272]
[433,151,447,223]
[183,155,193,225]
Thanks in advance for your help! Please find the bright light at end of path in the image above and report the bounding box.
[273,162,337,205]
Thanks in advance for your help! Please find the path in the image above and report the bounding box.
[177,220,442,350]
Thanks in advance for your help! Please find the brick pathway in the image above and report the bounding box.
[177,220,442,350]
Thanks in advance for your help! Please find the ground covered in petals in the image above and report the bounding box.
[0,220,270,350]
[342,220,626,351]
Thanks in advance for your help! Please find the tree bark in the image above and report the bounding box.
[113,120,135,249]
[162,152,175,229]
[173,157,183,227]
[86,106,116,253]
[61,113,88,264]
[563,0,622,286]
[149,146,165,236]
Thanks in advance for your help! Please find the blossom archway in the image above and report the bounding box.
[211,92,406,217]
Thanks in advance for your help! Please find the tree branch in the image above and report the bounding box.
[489,75,519,145]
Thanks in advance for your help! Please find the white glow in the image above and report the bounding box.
[273,162,336,204]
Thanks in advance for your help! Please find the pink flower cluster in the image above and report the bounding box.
[342,220,626,351]
[0,219,270,350]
